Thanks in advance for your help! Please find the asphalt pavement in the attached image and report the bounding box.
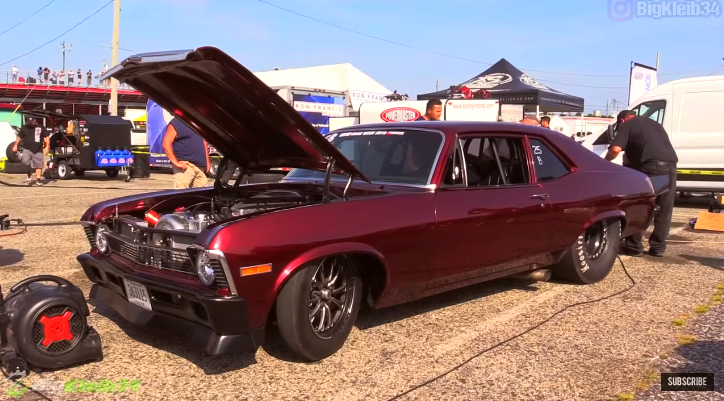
[1,171,723,401]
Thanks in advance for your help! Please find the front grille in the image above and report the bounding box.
[107,235,194,274]
[84,227,96,247]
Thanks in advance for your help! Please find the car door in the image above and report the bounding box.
[527,136,583,251]
[429,133,553,290]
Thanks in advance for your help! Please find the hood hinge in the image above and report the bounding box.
[323,157,336,201]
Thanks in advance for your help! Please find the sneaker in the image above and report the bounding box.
[647,249,664,257]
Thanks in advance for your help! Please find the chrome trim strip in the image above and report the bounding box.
[206,249,238,296]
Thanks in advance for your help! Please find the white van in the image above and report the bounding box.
[581,75,724,192]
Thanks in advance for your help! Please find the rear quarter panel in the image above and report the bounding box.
[538,132,656,245]
[204,192,437,328]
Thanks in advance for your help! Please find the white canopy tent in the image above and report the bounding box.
[254,63,392,111]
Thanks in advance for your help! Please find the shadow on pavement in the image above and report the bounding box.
[679,254,724,272]
[0,246,25,268]
[87,300,258,374]
[355,277,540,330]
[674,340,724,394]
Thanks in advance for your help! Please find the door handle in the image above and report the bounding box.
[530,193,549,200]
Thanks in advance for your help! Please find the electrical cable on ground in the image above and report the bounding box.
[0,217,80,237]
[0,0,113,67]
[0,178,162,191]
[0,0,57,38]
[385,256,635,400]
[0,367,53,401]
[253,0,720,80]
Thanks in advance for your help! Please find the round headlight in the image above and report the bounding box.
[196,252,216,286]
[95,225,110,253]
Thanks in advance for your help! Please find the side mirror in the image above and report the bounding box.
[606,124,615,143]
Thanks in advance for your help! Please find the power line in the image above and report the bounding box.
[0,0,113,68]
[0,0,57,38]
[253,0,720,79]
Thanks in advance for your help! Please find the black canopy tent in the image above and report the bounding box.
[417,58,584,114]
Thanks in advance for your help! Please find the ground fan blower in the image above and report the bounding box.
[0,275,103,379]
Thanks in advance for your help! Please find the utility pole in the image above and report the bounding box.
[60,41,72,72]
[656,52,660,70]
[435,79,439,91]
[109,0,121,116]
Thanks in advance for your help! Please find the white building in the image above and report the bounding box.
[253,63,392,112]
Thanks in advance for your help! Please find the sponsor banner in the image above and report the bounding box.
[292,94,346,134]
[349,90,391,110]
[444,100,499,121]
[293,101,345,117]
[628,62,658,105]
[359,100,427,123]
[500,104,524,123]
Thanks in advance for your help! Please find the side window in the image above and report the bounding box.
[460,136,529,187]
[631,100,666,125]
[529,138,570,182]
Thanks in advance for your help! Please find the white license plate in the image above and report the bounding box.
[123,279,152,311]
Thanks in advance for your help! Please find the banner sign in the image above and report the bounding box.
[292,93,346,134]
[628,62,658,105]
[500,104,524,123]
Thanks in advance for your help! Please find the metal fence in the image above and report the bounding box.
[1,69,135,90]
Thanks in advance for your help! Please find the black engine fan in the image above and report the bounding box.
[0,275,103,378]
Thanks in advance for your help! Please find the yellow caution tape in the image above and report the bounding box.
[678,169,724,176]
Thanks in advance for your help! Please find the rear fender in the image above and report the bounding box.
[272,242,390,296]
[581,210,626,234]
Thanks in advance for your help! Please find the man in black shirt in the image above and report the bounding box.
[13,118,49,185]
[605,110,678,257]
[415,100,442,121]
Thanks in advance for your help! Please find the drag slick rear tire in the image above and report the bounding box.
[553,219,621,284]
[276,255,362,361]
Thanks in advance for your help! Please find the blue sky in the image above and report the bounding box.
[1,0,722,113]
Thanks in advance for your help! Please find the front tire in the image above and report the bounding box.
[552,219,621,284]
[106,169,119,178]
[276,255,362,361]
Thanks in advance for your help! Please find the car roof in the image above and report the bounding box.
[335,120,563,140]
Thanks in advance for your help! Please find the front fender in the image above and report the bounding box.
[272,242,389,296]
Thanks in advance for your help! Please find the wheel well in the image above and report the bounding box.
[347,253,388,307]
[266,252,388,327]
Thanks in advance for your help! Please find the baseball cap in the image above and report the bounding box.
[617,110,635,121]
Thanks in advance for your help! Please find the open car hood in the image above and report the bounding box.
[100,47,368,181]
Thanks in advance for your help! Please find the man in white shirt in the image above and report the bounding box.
[11,66,18,82]
[67,69,74,86]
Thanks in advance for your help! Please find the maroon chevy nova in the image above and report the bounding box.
[79,47,663,361]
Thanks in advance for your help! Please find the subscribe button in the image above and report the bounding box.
[661,373,715,391]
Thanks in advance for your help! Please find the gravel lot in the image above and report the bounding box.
[1,171,723,401]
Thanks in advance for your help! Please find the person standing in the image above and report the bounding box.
[37,67,42,83]
[51,71,58,85]
[43,67,50,84]
[162,118,210,189]
[67,69,74,86]
[415,99,442,121]
[58,70,65,86]
[13,118,49,185]
[77,68,82,86]
[605,110,678,257]
[540,116,551,129]
[520,115,539,126]
[86,70,92,86]
[11,66,18,82]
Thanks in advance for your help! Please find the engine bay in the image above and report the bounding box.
[106,188,324,251]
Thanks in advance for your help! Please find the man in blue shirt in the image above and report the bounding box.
[162,118,210,189]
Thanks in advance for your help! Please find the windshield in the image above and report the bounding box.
[285,129,444,185]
